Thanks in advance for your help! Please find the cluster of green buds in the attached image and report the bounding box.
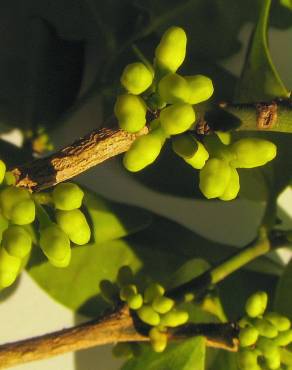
[237,291,292,370]
[0,160,35,289]
[100,266,189,353]
[114,26,277,201]
[0,158,92,290]
[187,133,276,200]
[114,26,213,172]
[38,182,91,267]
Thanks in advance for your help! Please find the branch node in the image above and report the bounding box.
[256,101,277,129]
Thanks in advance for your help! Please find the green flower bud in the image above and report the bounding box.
[155,27,187,73]
[237,349,259,370]
[216,131,231,145]
[203,134,234,162]
[273,329,292,346]
[263,346,281,370]
[265,356,281,370]
[53,183,84,211]
[230,138,277,168]
[265,312,291,332]
[239,317,253,328]
[149,123,167,145]
[254,319,278,338]
[114,94,147,133]
[10,199,35,225]
[3,172,16,186]
[99,280,119,304]
[0,247,21,289]
[137,305,161,326]
[199,158,231,199]
[160,103,195,136]
[2,225,32,258]
[123,130,165,172]
[172,134,209,169]
[56,209,91,245]
[159,310,189,327]
[256,336,277,355]
[185,74,214,104]
[40,224,71,268]
[0,186,30,220]
[245,291,268,318]
[121,62,153,95]
[219,167,240,201]
[127,293,143,310]
[158,73,190,104]
[239,326,259,347]
[0,160,6,184]
[144,283,165,303]
[0,212,8,241]
[117,266,134,287]
[120,284,137,301]
[152,296,175,314]
[149,327,168,353]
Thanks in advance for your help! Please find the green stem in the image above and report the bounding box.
[205,99,292,133]
[210,228,270,284]
[167,228,271,300]
[132,44,154,75]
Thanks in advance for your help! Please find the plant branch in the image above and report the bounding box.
[167,227,276,300]
[0,305,238,369]
[12,126,148,192]
[202,98,292,133]
[10,99,292,192]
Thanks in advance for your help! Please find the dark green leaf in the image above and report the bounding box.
[0,9,83,131]
[207,350,238,370]
[274,259,292,316]
[219,269,278,319]
[235,0,289,102]
[122,337,206,370]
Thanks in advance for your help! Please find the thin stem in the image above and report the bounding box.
[167,228,271,300]
[205,99,292,133]
[132,44,154,75]
[210,229,270,284]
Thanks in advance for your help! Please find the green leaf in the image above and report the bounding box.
[122,337,206,370]
[274,259,292,316]
[166,258,210,290]
[28,212,283,317]
[0,14,83,131]
[281,0,292,11]
[207,350,238,370]
[235,0,290,102]
[83,190,152,244]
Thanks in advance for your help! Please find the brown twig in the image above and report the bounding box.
[10,98,292,192]
[12,126,148,192]
[0,305,238,369]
